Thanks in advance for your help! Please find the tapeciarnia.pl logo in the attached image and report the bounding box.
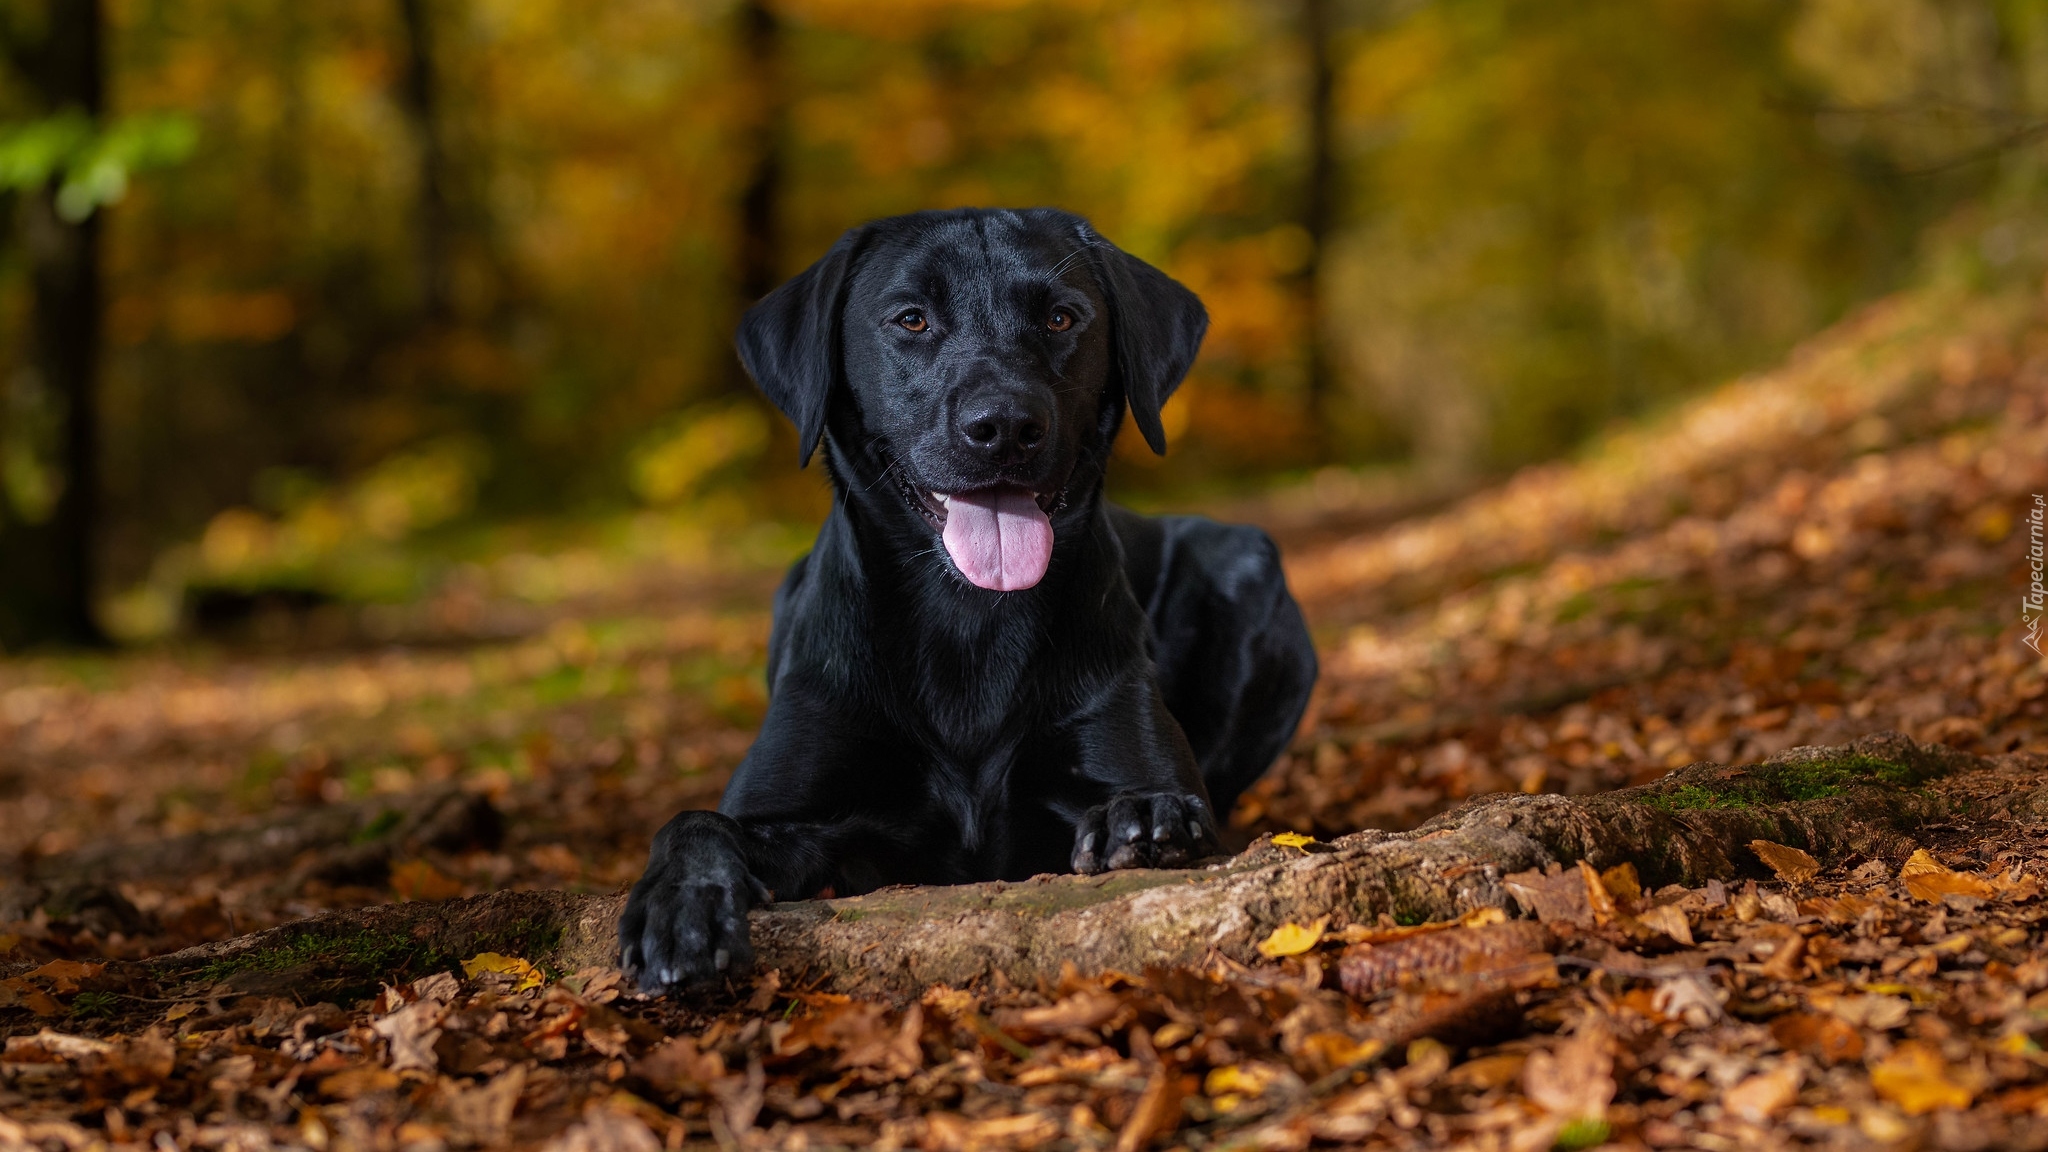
[2027,494,2045,656]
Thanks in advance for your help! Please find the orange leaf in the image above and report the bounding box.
[391,859,465,902]
[1750,840,1819,885]
[1898,850,1995,903]
[25,960,104,995]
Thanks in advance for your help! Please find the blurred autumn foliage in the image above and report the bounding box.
[1,0,2046,642]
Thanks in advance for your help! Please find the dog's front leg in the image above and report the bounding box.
[617,809,772,992]
[1068,673,1222,874]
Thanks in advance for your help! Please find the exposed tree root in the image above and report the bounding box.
[128,732,2038,1003]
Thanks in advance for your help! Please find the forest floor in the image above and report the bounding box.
[4,277,2048,1150]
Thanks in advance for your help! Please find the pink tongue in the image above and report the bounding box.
[941,485,1053,591]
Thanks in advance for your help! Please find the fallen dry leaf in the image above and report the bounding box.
[370,999,445,1073]
[22,960,105,994]
[1579,860,1620,925]
[1598,861,1642,903]
[1116,1061,1185,1152]
[1724,1060,1803,1122]
[1899,849,1997,903]
[999,989,1123,1035]
[1256,915,1329,958]
[1503,865,1595,926]
[390,858,465,901]
[1636,903,1693,945]
[319,1066,401,1100]
[463,951,544,991]
[1522,1016,1616,1123]
[1750,840,1820,884]
[539,1104,661,1152]
[1769,1012,1864,1065]
[1871,1040,1975,1114]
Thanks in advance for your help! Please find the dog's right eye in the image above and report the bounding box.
[895,311,928,333]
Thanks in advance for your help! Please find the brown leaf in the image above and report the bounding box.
[104,1029,175,1085]
[1769,1012,1864,1065]
[964,1112,1064,1149]
[1115,1060,1185,1152]
[1579,860,1620,925]
[1750,840,1820,884]
[1635,904,1693,946]
[318,1065,401,1100]
[371,999,445,1074]
[23,960,104,995]
[1724,1061,1802,1123]
[1522,1017,1616,1122]
[447,1066,526,1144]
[998,989,1123,1036]
[1504,865,1594,926]
[539,1104,662,1152]
[632,1036,727,1101]
[1445,1053,1527,1091]
[0,981,66,1017]
[1758,927,1810,981]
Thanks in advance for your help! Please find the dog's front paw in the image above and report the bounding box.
[1071,792,1216,874]
[619,815,771,994]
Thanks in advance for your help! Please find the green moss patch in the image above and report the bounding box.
[1640,746,1933,814]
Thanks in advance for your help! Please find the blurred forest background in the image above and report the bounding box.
[0,0,2045,649]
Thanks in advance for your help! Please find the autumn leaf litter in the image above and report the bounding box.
[4,286,2048,1147]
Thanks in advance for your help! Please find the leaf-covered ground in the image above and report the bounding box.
[3,281,2048,1149]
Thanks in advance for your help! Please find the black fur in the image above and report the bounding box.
[620,208,1317,992]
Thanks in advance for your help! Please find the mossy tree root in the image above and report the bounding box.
[137,733,2023,1002]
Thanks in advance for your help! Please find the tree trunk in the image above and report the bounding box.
[126,733,2034,1004]
[0,0,106,649]
[724,0,784,396]
[1299,0,1336,450]
[397,0,453,322]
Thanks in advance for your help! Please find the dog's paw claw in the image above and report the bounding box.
[1072,791,1216,874]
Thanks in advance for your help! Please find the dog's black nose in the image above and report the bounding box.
[956,392,1049,463]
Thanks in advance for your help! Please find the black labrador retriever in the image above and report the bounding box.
[620,208,1318,992]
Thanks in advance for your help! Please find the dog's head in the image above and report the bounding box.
[736,208,1207,592]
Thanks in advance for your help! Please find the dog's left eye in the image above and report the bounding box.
[1046,310,1073,333]
[896,310,928,333]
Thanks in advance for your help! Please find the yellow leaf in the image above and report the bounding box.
[1750,840,1819,885]
[1256,916,1329,958]
[462,952,544,991]
[1872,1041,1975,1114]
[1598,862,1641,903]
[1204,1063,1280,1098]
[1458,906,1507,928]
[1270,832,1317,850]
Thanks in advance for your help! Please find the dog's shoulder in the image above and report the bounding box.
[1107,503,1284,607]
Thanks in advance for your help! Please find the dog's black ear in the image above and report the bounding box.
[736,227,867,467]
[1088,237,1208,455]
